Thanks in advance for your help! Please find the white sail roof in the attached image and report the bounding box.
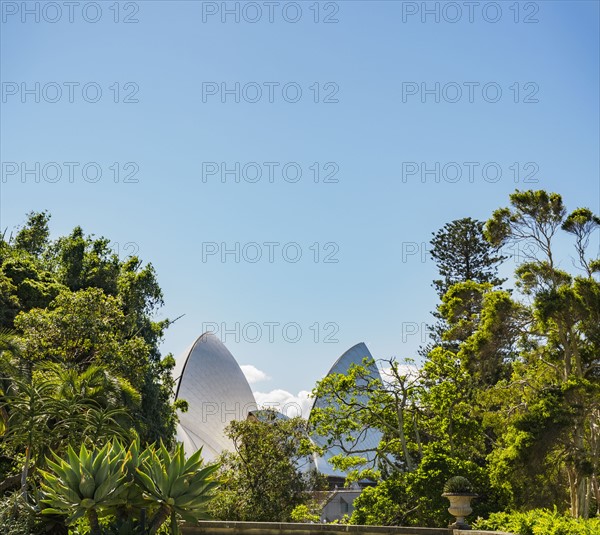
[309,342,383,478]
[174,332,257,461]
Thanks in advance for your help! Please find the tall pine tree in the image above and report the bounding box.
[421,217,506,355]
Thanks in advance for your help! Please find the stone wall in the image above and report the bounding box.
[181,521,515,535]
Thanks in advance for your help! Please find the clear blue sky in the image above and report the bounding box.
[1,0,599,410]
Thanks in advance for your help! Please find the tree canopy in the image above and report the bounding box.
[0,212,179,501]
[209,411,326,522]
[1,193,598,530]
[312,190,599,525]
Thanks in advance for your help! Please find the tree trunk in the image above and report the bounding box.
[573,417,589,518]
[576,476,588,519]
[591,475,600,517]
[20,445,31,499]
[149,503,171,535]
[396,403,414,471]
[560,329,571,379]
[87,509,101,535]
[413,409,422,457]
[567,459,589,518]
[567,466,579,517]
[448,406,454,457]
[170,511,180,535]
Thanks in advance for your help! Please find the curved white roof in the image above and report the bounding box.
[309,342,383,478]
[174,332,257,461]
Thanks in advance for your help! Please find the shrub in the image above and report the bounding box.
[290,504,320,523]
[0,491,67,535]
[350,446,504,527]
[473,508,600,535]
[40,442,127,534]
[443,476,474,494]
[37,440,219,535]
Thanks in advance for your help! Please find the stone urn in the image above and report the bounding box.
[442,476,477,529]
[442,492,477,529]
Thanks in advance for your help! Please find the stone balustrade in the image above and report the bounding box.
[181,521,515,535]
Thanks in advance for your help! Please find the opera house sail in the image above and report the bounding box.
[173,332,257,462]
[309,342,383,479]
[173,333,382,484]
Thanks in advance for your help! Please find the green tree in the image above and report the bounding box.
[310,355,505,526]
[0,212,178,499]
[430,217,506,299]
[4,378,56,498]
[14,288,150,388]
[0,362,137,498]
[1,213,176,443]
[416,218,511,459]
[307,216,516,527]
[11,283,175,444]
[13,211,51,258]
[416,216,517,478]
[310,357,422,478]
[209,412,324,522]
[482,190,600,518]
[0,254,63,329]
[350,445,495,527]
[421,217,506,355]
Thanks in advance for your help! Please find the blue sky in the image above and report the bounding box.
[1,0,599,411]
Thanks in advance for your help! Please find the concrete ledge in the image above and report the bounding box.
[182,522,514,535]
[183,522,451,534]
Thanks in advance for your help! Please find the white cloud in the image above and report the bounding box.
[240,364,270,385]
[380,363,421,384]
[253,389,313,419]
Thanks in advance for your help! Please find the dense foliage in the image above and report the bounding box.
[208,411,326,522]
[430,216,506,299]
[311,190,600,526]
[0,212,186,533]
[40,440,218,535]
[1,192,598,531]
[349,447,495,527]
[1,212,179,444]
[473,508,600,535]
[421,217,506,356]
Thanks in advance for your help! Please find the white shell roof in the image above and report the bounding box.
[174,332,257,462]
[309,342,383,478]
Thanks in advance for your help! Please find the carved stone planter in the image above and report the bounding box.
[442,493,477,530]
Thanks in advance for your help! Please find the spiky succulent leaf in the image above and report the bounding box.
[135,442,219,532]
[40,440,127,525]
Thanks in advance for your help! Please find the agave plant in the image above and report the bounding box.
[39,441,128,535]
[443,475,474,494]
[135,442,219,534]
[114,437,147,527]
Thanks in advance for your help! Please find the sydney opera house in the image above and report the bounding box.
[310,342,383,482]
[173,333,258,463]
[173,332,382,477]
